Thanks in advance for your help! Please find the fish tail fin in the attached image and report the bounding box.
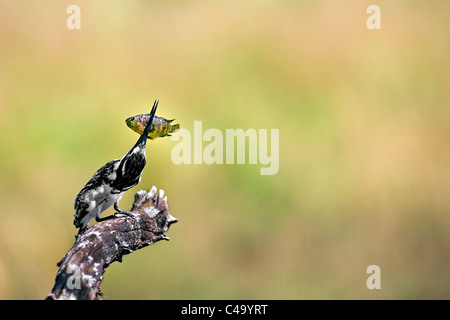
[172,123,180,132]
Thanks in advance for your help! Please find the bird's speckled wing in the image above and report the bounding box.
[74,159,120,227]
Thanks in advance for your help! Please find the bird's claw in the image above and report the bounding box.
[114,210,134,218]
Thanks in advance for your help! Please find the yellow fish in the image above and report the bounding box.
[126,113,180,140]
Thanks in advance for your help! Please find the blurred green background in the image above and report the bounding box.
[0,0,449,299]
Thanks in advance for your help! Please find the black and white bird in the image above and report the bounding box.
[73,100,159,235]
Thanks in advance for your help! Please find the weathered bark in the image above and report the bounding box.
[46,186,178,300]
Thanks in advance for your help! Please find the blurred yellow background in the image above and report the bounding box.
[0,0,449,299]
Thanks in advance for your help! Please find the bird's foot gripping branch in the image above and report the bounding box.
[46,186,178,300]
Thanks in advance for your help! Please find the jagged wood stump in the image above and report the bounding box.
[46,186,178,300]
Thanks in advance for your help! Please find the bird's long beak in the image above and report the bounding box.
[135,99,159,147]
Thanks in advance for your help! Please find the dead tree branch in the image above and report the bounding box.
[46,186,178,300]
